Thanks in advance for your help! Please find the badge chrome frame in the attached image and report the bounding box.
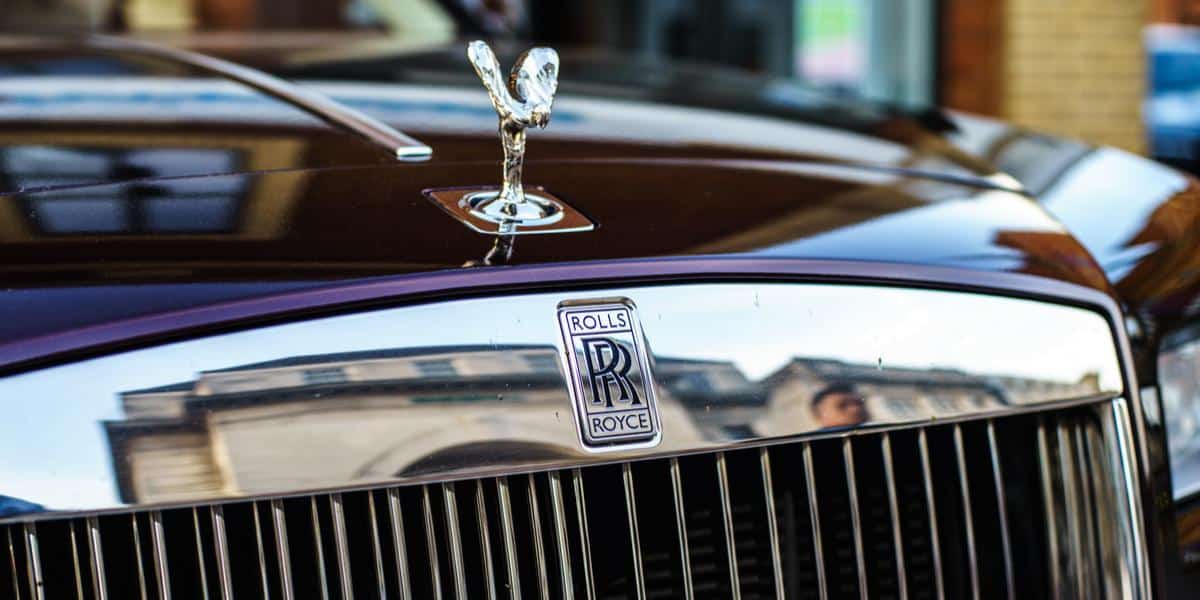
[556,297,662,453]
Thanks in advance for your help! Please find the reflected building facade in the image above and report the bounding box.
[106,346,1101,504]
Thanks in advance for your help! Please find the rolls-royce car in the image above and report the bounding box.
[2,32,1200,600]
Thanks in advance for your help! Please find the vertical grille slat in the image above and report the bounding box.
[668,459,695,600]
[1037,418,1065,596]
[841,439,868,600]
[547,472,575,599]
[471,482,498,600]
[880,434,908,600]
[986,421,1016,600]
[386,488,413,599]
[917,430,945,600]
[952,425,980,599]
[23,522,44,600]
[714,453,741,600]
[570,469,596,600]
[621,463,647,600]
[210,506,234,600]
[7,402,1140,600]
[496,477,522,599]
[442,483,470,599]
[758,448,785,600]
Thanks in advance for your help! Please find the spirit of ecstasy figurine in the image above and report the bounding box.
[465,40,561,224]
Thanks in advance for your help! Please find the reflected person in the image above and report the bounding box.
[812,382,869,429]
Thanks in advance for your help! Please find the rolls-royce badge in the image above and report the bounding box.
[422,41,594,236]
[558,298,662,451]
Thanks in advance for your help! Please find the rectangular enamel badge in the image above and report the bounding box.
[557,298,661,451]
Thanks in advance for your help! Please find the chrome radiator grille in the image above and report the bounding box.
[1,403,1136,599]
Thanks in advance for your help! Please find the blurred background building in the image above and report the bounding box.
[2,0,1198,165]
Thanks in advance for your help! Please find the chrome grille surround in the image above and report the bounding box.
[0,278,1148,599]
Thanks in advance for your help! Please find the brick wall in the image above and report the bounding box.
[1004,0,1147,153]
[942,0,1147,153]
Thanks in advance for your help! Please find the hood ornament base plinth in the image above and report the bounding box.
[424,40,594,236]
[423,186,594,235]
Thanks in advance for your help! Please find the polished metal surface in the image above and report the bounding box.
[305,499,329,600]
[365,493,386,600]
[149,512,170,600]
[23,522,43,600]
[84,36,433,160]
[1036,419,1065,597]
[251,502,270,598]
[330,494,354,600]
[465,41,560,225]
[0,282,1123,517]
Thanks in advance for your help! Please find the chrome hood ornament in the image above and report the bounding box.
[467,40,558,220]
[423,41,594,239]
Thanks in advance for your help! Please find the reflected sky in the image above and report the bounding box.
[0,282,1120,509]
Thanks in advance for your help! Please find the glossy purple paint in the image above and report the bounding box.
[0,255,1122,376]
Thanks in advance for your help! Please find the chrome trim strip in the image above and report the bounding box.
[880,434,908,600]
[474,481,498,600]
[251,503,271,599]
[1110,398,1150,599]
[23,523,43,600]
[622,464,647,600]
[525,475,550,600]
[330,494,355,600]
[547,472,574,599]
[442,483,469,599]
[306,498,330,600]
[85,35,433,161]
[1036,419,1063,597]
[386,488,412,600]
[669,458,695,600]
[952,426,980,599]
[69,521,84,600]
[364,493,386,600]
[716,453,741,600]
[759,448,785,600]
[148,512,170,600]
[917,430,944,600]
[986,421,1015,600]
[131,514,148,600]
[191,508,210,600]
[86,517,108,600]
[270,500,294,600]
[842,440,867,600]
[1056,423,1085,598]
[801,443,828,600]
[571,470,595,600]
[496,478,521,599]
[419,486,443,600]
